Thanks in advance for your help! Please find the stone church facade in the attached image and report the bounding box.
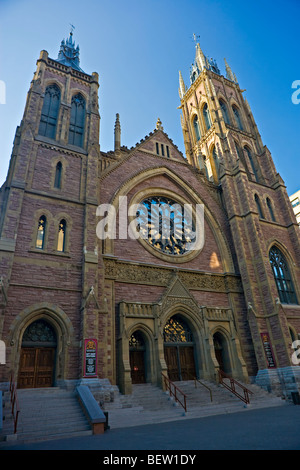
[0,32,299,398]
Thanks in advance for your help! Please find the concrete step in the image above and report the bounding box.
[102,380,289,429]
[2,387,93,443]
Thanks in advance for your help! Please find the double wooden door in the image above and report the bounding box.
[164,345,196,381]
[18,347,55,389]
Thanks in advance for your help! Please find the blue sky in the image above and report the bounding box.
[0,0,299,195]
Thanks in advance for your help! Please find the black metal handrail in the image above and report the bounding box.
[218,369,253,404]
[194,377,213,402]
[162,373,187,412]
[9,373,20,433]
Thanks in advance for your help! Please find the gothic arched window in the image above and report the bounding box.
[38,84,61,139]
[193,115,201,141]
[163,316,193,343]
[54,162,62,189]
[266,197,276,222]
[244,146,258,182]
[69,93,86,147]
[232,105,243,130]
[219,99,230,124]
[36,215,46,250]
[269,246,298,304]
[57,219,66,252]
[202,103,212,131]
[255,194,264,219]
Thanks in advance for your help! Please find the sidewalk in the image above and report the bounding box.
[2,404,300,451]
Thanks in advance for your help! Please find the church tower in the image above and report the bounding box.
[0,30,104,388]
[178,39,300,394]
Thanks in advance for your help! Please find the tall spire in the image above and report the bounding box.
[57,27,84,72]
[178,71,186,99]
[224,58,237,83]
[114,113,121,152]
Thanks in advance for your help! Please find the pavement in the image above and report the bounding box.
[2,403,300,452]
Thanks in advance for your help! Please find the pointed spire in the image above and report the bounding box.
[195,42,207,72]
[114,113,121,152]
[57,27,84,72]
[178,71,186,99]
[224,58,236,82]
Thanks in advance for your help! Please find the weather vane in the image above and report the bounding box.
[192,33,200,44]
[70,23,75,34]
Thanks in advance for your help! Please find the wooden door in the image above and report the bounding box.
[179,346,196,380]
[164,346,180,381]
[18,347,55,389]
[130,351,146,384]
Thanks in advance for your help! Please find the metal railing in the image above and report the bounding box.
[162,373,187,412]
[218,369,253,405]
[194,377,213,402]
[9,373,20,433]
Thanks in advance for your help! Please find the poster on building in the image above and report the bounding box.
[261,332,276,368]
[84,339,97,377]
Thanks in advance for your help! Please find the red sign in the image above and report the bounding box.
[261,332,276,368]
[84,339,97,377]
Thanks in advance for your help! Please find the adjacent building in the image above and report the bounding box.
[290,190,300,226]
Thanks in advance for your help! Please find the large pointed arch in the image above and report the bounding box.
[100,165,234,272]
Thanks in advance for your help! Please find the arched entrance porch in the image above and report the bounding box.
[163,315,196,381]
[18,319,57,388]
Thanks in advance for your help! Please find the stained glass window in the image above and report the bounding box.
[36,215,46,250]
[54,162,62,189]
[219,99,230,124]
[164,316,193,343]
[39,84,61,139]
[232,105,243,130]
[136,196,196,256]
[202,103,211,131]
[69,93,85,147]
[269,246,298,304]
[57,219,66,252]
[193,115,201,141]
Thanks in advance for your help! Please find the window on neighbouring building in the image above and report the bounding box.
[69,93,85,147]
[269,246,298,304]
[36,215,46,249]
[38,84,61,139]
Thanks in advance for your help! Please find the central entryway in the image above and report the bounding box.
[18,319,57,389]
[129,331,146,384]
[164,315,196,381]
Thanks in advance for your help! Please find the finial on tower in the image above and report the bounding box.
[114,113,121,152]
[224,58,237,83]
[156,118,164,131]
[57,26,83,72]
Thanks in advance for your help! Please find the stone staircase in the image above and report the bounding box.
[102,380,289,429]
[1,387,92,444]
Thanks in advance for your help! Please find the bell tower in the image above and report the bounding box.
[0,30,104,388]
[178,39,300,396]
